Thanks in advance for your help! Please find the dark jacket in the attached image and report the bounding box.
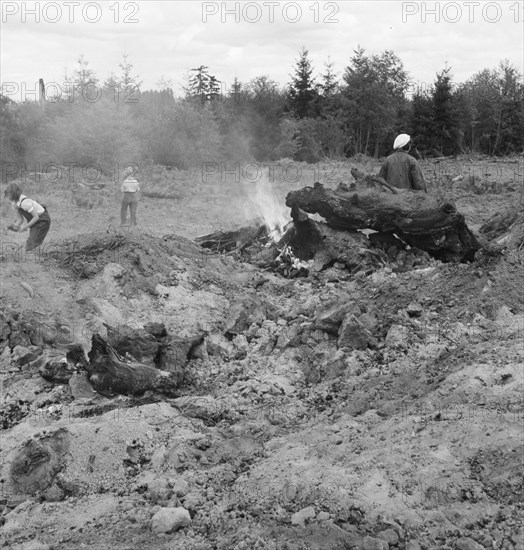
[378,150,427,192]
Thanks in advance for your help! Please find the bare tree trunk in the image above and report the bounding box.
[492,107,503,156]
[364,124,371,156]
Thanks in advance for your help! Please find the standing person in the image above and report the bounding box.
[378,134,427,192]
[4,183,51,251]
[120,166,140,226]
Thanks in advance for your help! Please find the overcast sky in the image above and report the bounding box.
[1,0,522,100]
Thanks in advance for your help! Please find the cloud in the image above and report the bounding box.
[0,0,522,98]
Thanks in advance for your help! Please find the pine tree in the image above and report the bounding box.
[342,46,409,157]
[71,55,98,99]
[410,90,435,155]
[229,77,243,103]
[117,53,142,95]
[320,57,338,97]
[187,66,221,104]
[432,66,457,155]
[495,60,524,154]
[287,47,318,119]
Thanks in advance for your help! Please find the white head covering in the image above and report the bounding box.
[123,166,137,179]
[393,134,410,150]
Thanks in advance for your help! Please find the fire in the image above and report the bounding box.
[243,170,290,242]
[267,223,287,243]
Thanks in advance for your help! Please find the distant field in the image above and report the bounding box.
[2,156,522,247]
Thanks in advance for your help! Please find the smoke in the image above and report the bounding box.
[242,166,290,241]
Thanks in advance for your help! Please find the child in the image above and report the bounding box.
[121,166,140,226]
[4,183,51,251]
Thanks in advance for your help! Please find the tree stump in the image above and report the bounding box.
[87,334,179,396]
[286,181,483,261]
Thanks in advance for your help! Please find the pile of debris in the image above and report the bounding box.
[195,174,512,279]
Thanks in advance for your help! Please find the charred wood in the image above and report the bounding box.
[286,181,483,261]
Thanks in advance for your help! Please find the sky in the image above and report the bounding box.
[1,0,523,101]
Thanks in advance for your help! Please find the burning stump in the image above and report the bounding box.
[279,212,386,273]
[193,210,386,276]
[286,181,483,262]
[273,245,310,278]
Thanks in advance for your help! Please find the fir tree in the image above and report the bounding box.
[288,47,318,119]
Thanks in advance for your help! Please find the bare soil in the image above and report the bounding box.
[0,156,523,550]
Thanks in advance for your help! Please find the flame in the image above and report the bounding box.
[277,244,311,271]
[242,169,290,242]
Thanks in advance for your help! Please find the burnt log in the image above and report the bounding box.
[286,181,483,261]
[350,168,399,194]
[104,321,201,386]
[280,212,386,272]
[157,334,203,385]
[195,218,268,253]
[105,322,160,367]
[86,334,179,396]
[479,207,524,250]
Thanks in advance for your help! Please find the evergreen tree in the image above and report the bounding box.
[287,47,318,118]
[316,58,345,157]
[187,65,221,104]
[410,89,435,155]
[103,73,119,93]
[245,76,286,160]
[458,62,524,155]
[70,55,99,100]
[0,95,26,176]
[229,77,243,104]
[119,54,141,90]
[319,57,338,97]
[432,66,457,155]
[342,47,409,157]
[495,60,524,154]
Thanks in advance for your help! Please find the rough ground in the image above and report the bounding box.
[0,157,523,550]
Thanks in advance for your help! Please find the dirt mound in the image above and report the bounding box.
[1,214,523,549]
[44,229,213,290]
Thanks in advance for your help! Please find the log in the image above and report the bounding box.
[195,218,268,253]
[479,208,522,243]
[86,334,179,396]
[285,181,482,261]
[350,168,398,194]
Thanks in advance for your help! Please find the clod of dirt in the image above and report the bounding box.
[150,506,191,534]
[9,428,71,496]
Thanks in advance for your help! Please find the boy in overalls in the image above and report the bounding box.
[4,183,51,252]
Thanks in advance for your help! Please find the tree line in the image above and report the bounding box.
[1,48,522,179]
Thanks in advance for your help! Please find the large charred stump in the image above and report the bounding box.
[286,182,482,261]
[280,207,386,272]
[87,334,179,396]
